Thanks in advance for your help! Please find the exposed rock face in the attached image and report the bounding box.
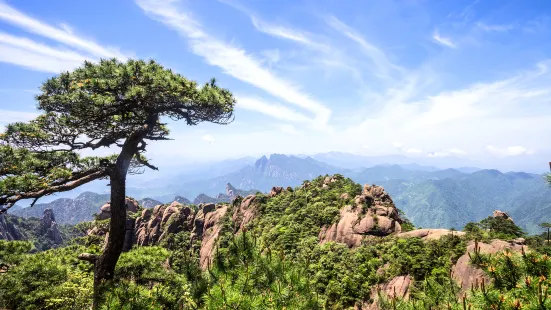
[198,205,229,269]
[174,196,191,205]
[97,197,139,220]
[0,213,22,241]
[319,184,402,247]
[452,239,527,294]
[396,229,466,241]
[269,186,284,197]
[359,275,412,310]
[493,210,513,221]
[232,195,258,231]
[139,198,163,209]
[40,209,62,245]
[134,202,194,247]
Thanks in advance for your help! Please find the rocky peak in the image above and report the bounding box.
[226,183,238,200]
[253,155,269,172]
[0,214,22,241]
[139,198,163,209]
[493,210,513,222]
[319,182,403,247]
[41,209,56,228]
[40,208,62,245]
[193,194,217,205]
[174,196,191,205]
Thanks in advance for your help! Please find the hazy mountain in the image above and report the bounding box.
[380,170,551,234]
[10,192,109,225]
[138,198,163,209]
[165,154,344,199]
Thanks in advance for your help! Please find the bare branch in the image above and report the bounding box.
[0,168,109,214]
[134,153,158,171]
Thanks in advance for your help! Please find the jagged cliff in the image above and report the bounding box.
[88,175,406,269]
[0,209,68,249]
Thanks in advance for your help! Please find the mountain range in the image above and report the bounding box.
[8,153,551,234]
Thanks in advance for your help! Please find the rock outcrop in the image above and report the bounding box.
[174,196,191,205]
[269,186,284,197]
[396,229,466,241]
[97,197,139,220]
[0,213,22,241]
[452,239,527,294]
[493,210,513,221]
[319,184,403,247]
[197,205,229,269]
[89,196,254,269]
[232,195,258,231]
[139,198,163,209]
[135,202,194,247]
[41,209,63,245]
[359,275,412,310]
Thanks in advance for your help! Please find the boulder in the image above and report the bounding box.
[97,197,139,220]
[358,275,412,310]
[396,229,466,241]
[269,186,284,197]
[452,239,527,294]
[319,184,402,247]
[493,210,513,221]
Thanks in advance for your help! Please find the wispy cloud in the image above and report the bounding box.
[476,22,514,32]
[236,96,313,123]
[432,29,456,48]
[0,2,126,59]
[326,16,402,80]
[0,1,129,72]
[345,61,551,158]
[135,0,331,130]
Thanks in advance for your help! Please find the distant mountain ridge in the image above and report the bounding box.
[10,192,110,225]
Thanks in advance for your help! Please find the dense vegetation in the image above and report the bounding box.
[2,175,551,309]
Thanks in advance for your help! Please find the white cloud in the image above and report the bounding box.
[251,16,320,48]
[0,2,126,59]
[136,0,331,130]
[486,145,534,157]
[236,96,313,123]
[326,16,402,79]
[476,22,514,32]
[0,2,130,73]
[432,29,456,48]
[201,134,215,144]
[344,61,551,159]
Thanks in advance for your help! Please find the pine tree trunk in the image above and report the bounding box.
[91,142,136,308]
[91,114,158,309]
[92,170,128,308]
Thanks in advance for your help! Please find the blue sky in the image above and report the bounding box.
[1,0,551,171]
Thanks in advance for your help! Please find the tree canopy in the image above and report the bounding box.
[0,58,235,212]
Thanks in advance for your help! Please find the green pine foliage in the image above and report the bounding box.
[2,175,551,309]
